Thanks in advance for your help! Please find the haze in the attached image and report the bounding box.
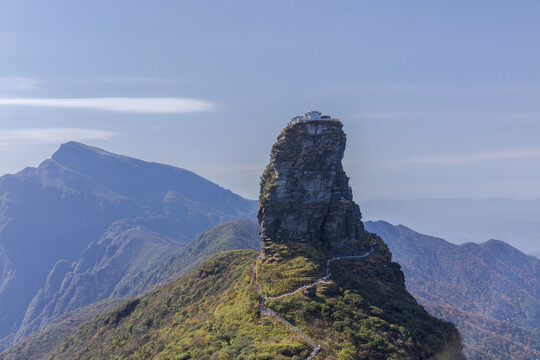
[1,1,539,200]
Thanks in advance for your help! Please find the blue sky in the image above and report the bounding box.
[1,1,539,200]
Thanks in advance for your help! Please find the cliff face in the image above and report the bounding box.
[256,118,466,359]
[258,120,367,259]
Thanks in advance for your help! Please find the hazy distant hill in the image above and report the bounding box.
[361,198,540,255]
[0,142,256,347]
[2,219,261,360]
[124,218,261,296]
[365,220,540,360]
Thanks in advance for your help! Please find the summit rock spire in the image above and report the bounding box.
[255,113,466,359]
[257,116,369,259]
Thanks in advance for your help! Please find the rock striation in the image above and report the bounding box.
[258,119,368,259]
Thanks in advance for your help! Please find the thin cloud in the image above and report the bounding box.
[400,148,540,165]
[0,77,40,90]
[0,128,115,144]
[0,97,214,113]
[93,77,178,83]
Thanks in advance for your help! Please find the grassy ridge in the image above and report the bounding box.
[4,226,463,359]
[45,250,311,360]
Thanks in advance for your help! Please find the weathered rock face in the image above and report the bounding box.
[257,120,368,258]
[256,117,466,359]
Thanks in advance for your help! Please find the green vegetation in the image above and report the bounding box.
[256,242,325,296]
[1,299,123,360]
[114,218,261,298]
[8,247,462,360]
[258,164,276,204]
[43,250,312,360]
[259,256,458,360]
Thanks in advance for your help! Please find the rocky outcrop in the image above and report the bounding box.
[256,117,466,359]
[258,120,368,259]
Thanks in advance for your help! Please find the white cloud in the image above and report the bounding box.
[0,77,40,90]
[0,97,214,113]
[0,128,115,144]
[400,148,540,165]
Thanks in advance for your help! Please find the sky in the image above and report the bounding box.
[1,1,539,201]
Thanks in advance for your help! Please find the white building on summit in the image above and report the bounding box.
[287,111,337,126]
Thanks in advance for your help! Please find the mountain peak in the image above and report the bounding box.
[257,119,368,259]
[253,115,465,359]
[52,141,127,168]
[56,141,108,153]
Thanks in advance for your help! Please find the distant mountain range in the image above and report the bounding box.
[365,220,540,360]
[0,142,256,348]
[361,198,540,255]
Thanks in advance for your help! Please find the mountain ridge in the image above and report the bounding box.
[0,141,256,347]
[361,198,540,254]
[365,220,540,359]
[1,219,261,359]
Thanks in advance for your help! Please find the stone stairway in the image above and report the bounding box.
[253,250,371,359]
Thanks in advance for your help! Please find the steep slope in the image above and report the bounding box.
[0,142,256,346]
[19,250,320,360]
[1,299,123,360]
[126,218,261,295]
[255,118,464,359]
[51,142,254,220]
[13,213,538,359]
[365,220,540,359]
[2,218,261,359]
[3,245,461,360]
[16,220,179,340]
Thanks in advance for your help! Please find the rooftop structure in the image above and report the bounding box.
[287,111,338,126]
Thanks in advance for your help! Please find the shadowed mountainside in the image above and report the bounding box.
[1,219,261,360]
[0,142,256,347]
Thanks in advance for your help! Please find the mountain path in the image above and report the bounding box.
[253,250,372,360]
